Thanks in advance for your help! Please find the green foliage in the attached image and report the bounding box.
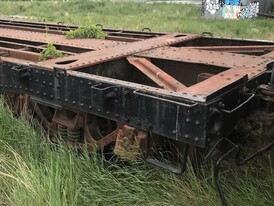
[66,25,107,39]
[0,1,273,40]
[0,99,192,205]
[0,99,273,205]
[39,42,66,61]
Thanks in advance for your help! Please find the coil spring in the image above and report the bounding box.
[67,128,81,143]
[58,124,67,140]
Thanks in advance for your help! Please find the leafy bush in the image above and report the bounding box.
[39,42,66,61]
[66,25,107,39]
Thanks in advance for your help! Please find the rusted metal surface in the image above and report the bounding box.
[0,19,272,105]
[0,47,39,61]
[0,18,166,41]
[0,27,124,51]
[36,33,201,70]
[84,122,123,152]
[127,57,186,91]
[136,46,273,68]
[114,125,147,160]
[186,45,274,53]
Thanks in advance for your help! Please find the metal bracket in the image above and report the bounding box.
[142,28,151,32]
[201,32,213,37]
[96,24,103,29]
[133,89,198,107]
[53,67,67,78]
[205,137,274,206]
[235,140,274,166]
[220,93,255,114]
[11,65,30,81]
[205,137,239,206]
[145,134,189,175]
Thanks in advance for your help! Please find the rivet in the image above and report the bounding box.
[124,91,129,95]
[194,137,200,142]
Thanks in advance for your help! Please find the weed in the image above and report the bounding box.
[66,25,107,39]
[39,42,66,61]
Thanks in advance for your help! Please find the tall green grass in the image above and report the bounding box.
[0,99,273,205]
[0,99,202,206]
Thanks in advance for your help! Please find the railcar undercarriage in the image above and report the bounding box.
[0,18,273,205]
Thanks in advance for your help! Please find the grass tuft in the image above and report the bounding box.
[39,42,66,61]
[66,25,107,39]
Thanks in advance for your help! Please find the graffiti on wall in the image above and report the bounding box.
[202,0,260,19]
[205,0,221,14]
[225,0,241,5]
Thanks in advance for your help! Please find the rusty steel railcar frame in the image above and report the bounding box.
[0,18,274,205]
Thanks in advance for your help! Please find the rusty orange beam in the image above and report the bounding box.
[127,57,187,91]
[188,45,274,53]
